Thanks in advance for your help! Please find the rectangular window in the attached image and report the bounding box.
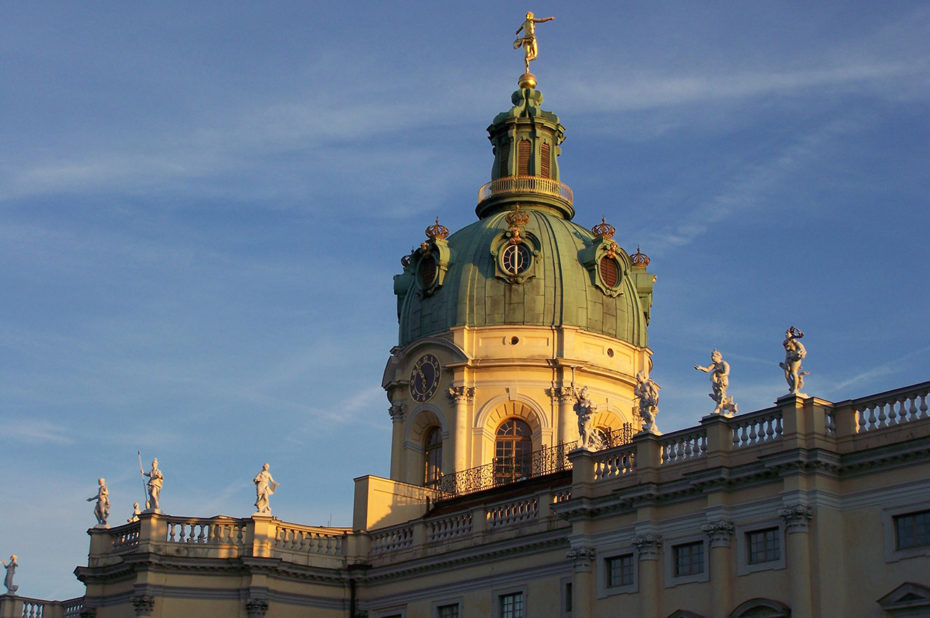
[747,527,781,564]
[518,140,530,175]
[500,592,524,618]
[563,581,572,615]
[540,142,551,178]
[437,604,459,618]
[895,510,930,550]
[674,541,704,577]
[606,554,634,587]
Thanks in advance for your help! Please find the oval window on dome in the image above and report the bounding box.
[501,244,531,275]
[418,254,437,287]
[599,255,620,288]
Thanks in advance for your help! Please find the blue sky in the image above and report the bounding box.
[2,2,928,599]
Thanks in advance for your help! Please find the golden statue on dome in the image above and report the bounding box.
[514,11,554,88]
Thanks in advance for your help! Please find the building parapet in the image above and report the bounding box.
[0,594,84,618]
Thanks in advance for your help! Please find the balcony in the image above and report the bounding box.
[477,175,573,207]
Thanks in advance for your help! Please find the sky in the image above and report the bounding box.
[1,1,928,599]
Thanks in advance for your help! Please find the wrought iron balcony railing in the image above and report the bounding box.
[435,425,633,497]
[477,175,573,206]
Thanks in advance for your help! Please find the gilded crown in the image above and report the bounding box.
[630,246,650,267]
[506,205,530,228]
[425,218,450,241]
[592,217,616,240]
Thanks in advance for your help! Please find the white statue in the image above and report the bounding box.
[253,463,280,515]
[634,371,660,433]
[128,502,141,523]
[573,386,597,449]
[695,349,738,416]
[140,458,164,512]
[2,555,17,594]
[87,477,110,527]
[779,326,809,396]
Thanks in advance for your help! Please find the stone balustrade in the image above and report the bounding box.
[0,595,84,618]
[571,381,930,494]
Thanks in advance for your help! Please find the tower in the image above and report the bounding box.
[383,75,657,491]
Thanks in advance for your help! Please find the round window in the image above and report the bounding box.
[599,255,620,288]
[501,244,531,275]
[418,254,437,287]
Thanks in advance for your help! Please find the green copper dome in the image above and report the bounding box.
[393,87,655,348]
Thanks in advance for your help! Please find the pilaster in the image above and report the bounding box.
[567,546,596,618]
[703,519,734,616]
[633,533,662,618]
[780,504,814,618]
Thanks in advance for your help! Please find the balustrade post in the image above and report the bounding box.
[412,520,426,549]
[250,514,274,558]
[633,432,661,482]
[701,414,732,467]
[137,512,166,553]
[776,395,805,445]
[0,594,25,618]
[831,403,859,439]
[346,531,369,564]
[567,448,595,497]
[471,505,488,534]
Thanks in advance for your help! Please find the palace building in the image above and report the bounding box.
[3,60,929,618]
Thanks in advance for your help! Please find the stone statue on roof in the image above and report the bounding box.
[2,555,17,594]
[573,386,597,449]
[634,371,660,433]
[695,349,738,416]
[87,477,110,527]
[779,326,809,396]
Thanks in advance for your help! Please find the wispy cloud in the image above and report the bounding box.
[1,418,75,445]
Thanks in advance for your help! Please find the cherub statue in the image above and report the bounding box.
[128,502,141,523]
[573,386,597,449]
[514,12,555,73]
[694,349,738,416]
[140,458,164,512]
[253,463,280,515]
[634,371,660,433]
[87,477,110,527]
[2,554,17,594]
[779,326,809,396]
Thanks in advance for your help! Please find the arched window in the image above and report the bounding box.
[424,427,442,488]
[495,418,532,485]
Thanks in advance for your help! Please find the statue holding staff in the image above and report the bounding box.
[87,477,110,526]
[140,457,164,512]
[253,463,280,515]
[779,326,809,395]
[514,11,555,73]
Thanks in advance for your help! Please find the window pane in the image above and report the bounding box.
[606,554,634,587]
[895,510,930,549]
[674,541,704,576]
[500,592,524,618]
[437,604,459,618]
[747,528,780,564]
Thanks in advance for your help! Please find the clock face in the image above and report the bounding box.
[410,354,441,402]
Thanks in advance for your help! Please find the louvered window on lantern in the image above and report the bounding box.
[518,140,530,175]
[541,142,551,178]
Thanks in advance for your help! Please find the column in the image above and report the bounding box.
[388,402,406,479]
[448,386,475,473]
[780,504,813,618]
[553,386,576,446]
[703,519,734,617]
[633,533,662,618]
[567,546,596,617]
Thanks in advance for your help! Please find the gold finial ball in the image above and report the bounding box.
[518,72,537,89]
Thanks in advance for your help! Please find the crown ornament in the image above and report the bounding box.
[506,205,530,244]
[631,246,651,267]
[425,218,450,241]
[591,217,616,240]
